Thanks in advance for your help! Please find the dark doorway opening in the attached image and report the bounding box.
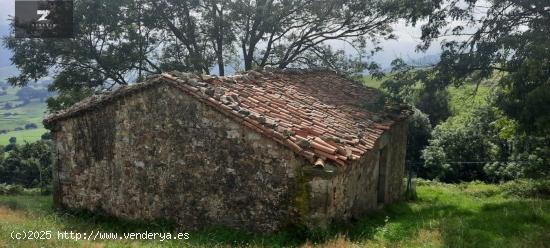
[377,146,388,205]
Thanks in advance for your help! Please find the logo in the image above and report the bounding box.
[15,0,73,38]
[37,10,51,21]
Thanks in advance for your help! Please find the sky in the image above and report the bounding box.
[0,0,14,67]
[0,0,442,73]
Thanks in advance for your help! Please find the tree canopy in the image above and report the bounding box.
[3,0,404,111]
[412,0,550,135]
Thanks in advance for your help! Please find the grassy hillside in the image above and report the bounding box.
[0,182,548,247]
[0,86,48,146]
[362,76,384,89]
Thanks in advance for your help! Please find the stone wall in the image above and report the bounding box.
[50,83,409,232]
[304,120,408,228]
[51,84,308,232]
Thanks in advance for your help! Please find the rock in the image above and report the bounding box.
[204,87,215,97]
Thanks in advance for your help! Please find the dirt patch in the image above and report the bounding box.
[0,206,28,224]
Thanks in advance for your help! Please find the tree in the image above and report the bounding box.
[381,58,451,126]
[0,141,53,188]
[24,123,38,130]
[150,0,215,74]
[230,0,395,71]
[202,0,236,76]
[405,108,432,175]
[4,0,163,111]
[411,0,550,135]
[4,0,405,111]
[4,137,17,152]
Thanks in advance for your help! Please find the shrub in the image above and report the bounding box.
[0,184,24,195]
[0,141,53,188]
[502,179,550,199]
[422,121,490,182]
[24,123,38,129]
[406,108,432,176]
[41,132,52,140]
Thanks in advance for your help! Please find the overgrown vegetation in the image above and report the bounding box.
[1,181,548,247]
[0,141,53,189]
[376,69,550,183]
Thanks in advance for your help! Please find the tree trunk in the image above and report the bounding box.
[216,8,225,76]
[217,40,224,76]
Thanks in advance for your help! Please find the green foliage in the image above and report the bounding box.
[487,135,550,180]
[422,94,550,182]
[45,86,93,112]
[3,0,401,111]
[501,179,550,199]
[405,108,432,172]
[0,141,53,188]
[422,115,491,182]
[381,59,451,125]
[412,0,550,135]
[24,123,38,129]
[41,132,52,141]
[4,0,163,110]
[0,184,24,195]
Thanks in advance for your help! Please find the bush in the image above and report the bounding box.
[24,123,38,129]
[0,141,53,188]
[0,184,24,195]
[41,132,52,140]
[406,108,432,176]
[422,121,490,182]
[502,179,550,199]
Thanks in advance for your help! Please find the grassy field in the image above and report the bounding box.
[0,86,49,146]
[0,128,48,145]
[1,182,548,248]
[362,76,385,89]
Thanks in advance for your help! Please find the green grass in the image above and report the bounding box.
[0,86,48,145]
[0,128,48,145]
[362,76,385,89]
[448,84,492,116]
[1,182,549,247]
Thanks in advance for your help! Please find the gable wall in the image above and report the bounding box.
[51,84,308,232]
[305,120,409,227]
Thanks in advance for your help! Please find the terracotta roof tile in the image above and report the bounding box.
[44,69,412,167]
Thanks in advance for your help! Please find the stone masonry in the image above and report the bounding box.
[44,69,411,233]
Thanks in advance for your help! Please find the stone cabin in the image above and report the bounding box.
[44,69,411,233]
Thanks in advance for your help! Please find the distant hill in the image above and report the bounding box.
[407,54,440,67]
[0,84,48,146]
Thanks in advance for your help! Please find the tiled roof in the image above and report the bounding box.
[44,69,411,167]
